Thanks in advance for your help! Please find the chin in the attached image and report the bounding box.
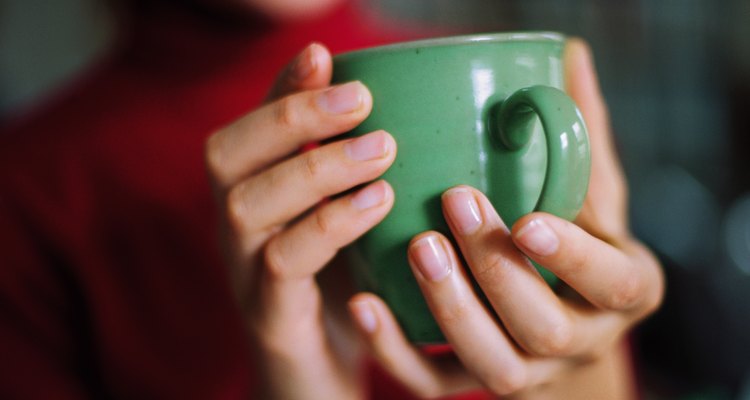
[234,0,346,21]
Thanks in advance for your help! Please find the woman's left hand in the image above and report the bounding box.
[347,39,664,399]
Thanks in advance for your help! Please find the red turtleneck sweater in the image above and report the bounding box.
[0,1,494,398]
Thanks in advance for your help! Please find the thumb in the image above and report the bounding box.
[564,38,628,240]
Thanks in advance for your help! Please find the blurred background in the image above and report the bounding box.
[2,0,749,398]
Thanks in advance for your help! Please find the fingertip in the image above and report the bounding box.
[565,37,591,59]
[408,232,454,283]
[441,186,483,235]
[564,37,604,108]
[349,181,395,222]
[379,179,395,206]
[408,230,452,254]
[407,230,428,248]
[349,294,379,334]
[512,213,560,257]
[442,184,482,200]
[317,81,372,116]
[350,293,411,347]
[290,44,316,82]
[511,212,552,234]
[442,185,490,214]
[308,42,333,81]
[308,41,330,58]
[378,130,398,160]
[354,81,374,114]
[564,37,593,76]
[272,42,333,99]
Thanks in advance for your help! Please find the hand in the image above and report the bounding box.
[347,39,664,399]
[205,43,397,399]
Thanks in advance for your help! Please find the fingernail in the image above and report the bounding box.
[410,235,452,282]
[350,300,377,333]
[514,219,559,256]
[345,131,389,161]
[442,187,482,234]
[291,43,318,81]
[318,81,365,114]
[351,181,387,210]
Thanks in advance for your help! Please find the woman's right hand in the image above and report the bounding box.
[204,43,397,400]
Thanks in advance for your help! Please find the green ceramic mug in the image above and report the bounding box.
[333,32,590,343]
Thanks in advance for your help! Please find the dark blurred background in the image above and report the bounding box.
[2,0,749,398]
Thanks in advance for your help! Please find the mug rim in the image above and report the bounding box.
[334,31,565,61]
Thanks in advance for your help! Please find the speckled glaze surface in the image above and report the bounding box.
[333,32,590,343]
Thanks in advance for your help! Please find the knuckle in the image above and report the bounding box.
[263,239,290,280]
[580,341,611,363]
[641,282,664,316]
[639,255,665,317]
[226,185,252,234]
[312,208,333,237]
[606,270,643,310]
[473,253,513,284]
[432,300,471,327]
[204,131,226,178]
[411,384,443,400]
[273,95,299,130]
[485,366,527,396]
[308,206,354,252]
[255,330,291,358]
[301,152,325,181]
[528,318,575,357]
[565,245,591,276]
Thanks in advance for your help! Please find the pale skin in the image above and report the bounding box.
[221,0,346,20]
[204,7,665,398]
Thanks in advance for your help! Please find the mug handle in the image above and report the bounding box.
[489,85,591,284]
[491,85,591,221]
